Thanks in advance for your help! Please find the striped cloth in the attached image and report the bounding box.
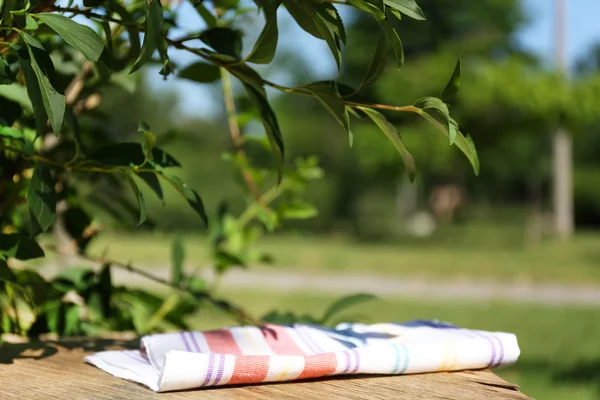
[84,320,520,392]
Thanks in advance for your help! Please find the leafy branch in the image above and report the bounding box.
[0,0,480,337]
[48,246,262,325]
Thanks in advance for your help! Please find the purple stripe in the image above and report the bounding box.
[201,354,216,387]
[492,336,505,367]
[295,326,321,354]
[351,349,361,373]
[211,355,226,386]
[123,351,148,364]
[302,326,326,353]
[479,332,497,368]
[342,351,352,373]
[188,332,202,353]
[180,332,192,352]
[455,328,499,367]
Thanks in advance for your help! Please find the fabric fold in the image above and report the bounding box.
[84,320,520,392]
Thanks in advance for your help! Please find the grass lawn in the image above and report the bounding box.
[186,290,600,400]
[84,228,600,283]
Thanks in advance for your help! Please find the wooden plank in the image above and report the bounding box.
[0,337,531,400]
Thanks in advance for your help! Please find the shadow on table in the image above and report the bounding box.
[0,336,139,365]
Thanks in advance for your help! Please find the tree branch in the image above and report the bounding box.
[219,68,265,204]
[50,6,135,26]
[48,246,263,326]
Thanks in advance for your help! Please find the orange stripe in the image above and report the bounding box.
[227,355,271,385]
[297,352,338,380]
[261,325,306,356]
[203,329,242,355]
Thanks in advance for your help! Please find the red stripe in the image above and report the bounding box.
[260,325,306,356]
[203,329,242,355]
[227,355,270,385]
[297,352,338,380]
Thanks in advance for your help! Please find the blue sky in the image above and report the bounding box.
[518,0,600,70]
[166,0,600,117]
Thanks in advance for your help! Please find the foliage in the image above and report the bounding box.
[0,0,476,336]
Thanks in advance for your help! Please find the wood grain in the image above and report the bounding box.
[0,337,532,400]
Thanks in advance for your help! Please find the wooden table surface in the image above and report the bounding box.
[0,337,532,400]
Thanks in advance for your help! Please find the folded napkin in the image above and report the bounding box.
[84,320,520,392]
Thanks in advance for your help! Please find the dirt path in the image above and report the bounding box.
[38,261,600,307]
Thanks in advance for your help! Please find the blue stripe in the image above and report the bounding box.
[392,344,401,374]
[400,344,410,374]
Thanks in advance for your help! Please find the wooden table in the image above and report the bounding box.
[0,337,531,399]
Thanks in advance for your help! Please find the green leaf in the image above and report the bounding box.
[347,0,385,20]
[228,63,264,91]
[284,0,344,71]
[18,50,46,135]
[414,96,452,142]
[63,206,95,253]
[171,236,185,286]
[89,142,180,168]
[18,31,65,135]
[10,0,30,16]
[299,82,349,134]
[256,206,278,232]
[463,131,480,175]
[0,82,32,112]
[199,27,243,59]
[383,0,426,20]
[138,172,163,201]
[193,2,217,28]
[278,200,318,220]
[111,2,141,62]
[0,234,45,260]
[14,268,47,306]
[0,55,14,85]
[381,17,404,69]
[25,14,38,30]
[52,267,96,292]
[124,173,146,225]
[359,32,387,88]
[321,293,377,325]
[27,164,56,232]
[36,13,104,62]
[441,55,462,103]
[414,111,479,176]
[178,62,221,83]
[64,303,81,335]
[97,263,112,318]
[0,0,15,23]
[0,126,23,139]
[245,0,279,64]
[161,173,208,226]
[243,83,284,182]
[187,276,205,293]
[283,0,322,39]
[44,299,64,333]
[131,0,166,73]
[138,121,156,163]
[358,106,416,181]
[0,259,13,282]
[448,118,479,176]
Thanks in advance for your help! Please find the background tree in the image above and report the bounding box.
[0,0,477,336]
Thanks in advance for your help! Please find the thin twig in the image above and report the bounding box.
[170,41,425,117]
[219,67,265,203]
[65,62,94,105]
[50,6,134,26]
